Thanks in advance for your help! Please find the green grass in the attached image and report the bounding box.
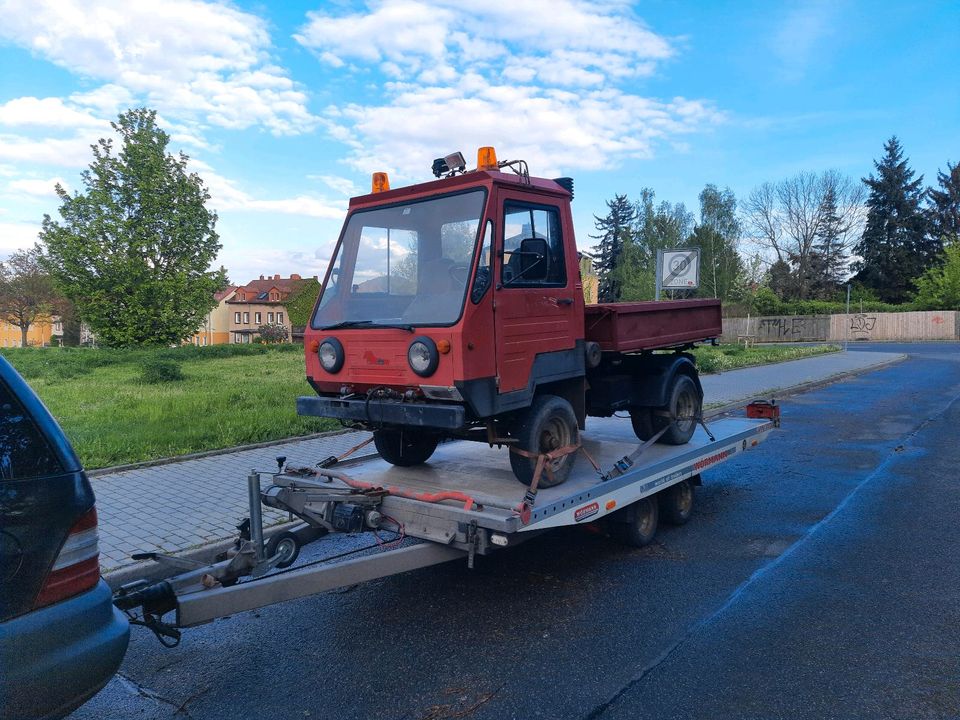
[692,343,841,374]
[3,345,338,470]
[4,342,840,470]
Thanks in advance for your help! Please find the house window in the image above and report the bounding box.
[255,312,262,324]
[277,312,284,324]
[243,312,250,324]
[268,312,274,323]
[234,311,241,323]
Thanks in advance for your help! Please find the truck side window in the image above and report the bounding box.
[471,219,493,303]
[0,382,63,481]
[501,203,566,287]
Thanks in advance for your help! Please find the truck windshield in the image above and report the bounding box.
[313,189,486,328]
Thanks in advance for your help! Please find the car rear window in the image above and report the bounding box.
[0,381,64,481]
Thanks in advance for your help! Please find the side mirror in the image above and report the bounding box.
[518,237,549,282]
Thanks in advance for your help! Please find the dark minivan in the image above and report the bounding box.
[0,356,128,719]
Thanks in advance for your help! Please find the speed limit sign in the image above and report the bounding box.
[660,248,700,290]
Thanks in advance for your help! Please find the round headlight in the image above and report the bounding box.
[408,336,439,377]
[318,337,344,373]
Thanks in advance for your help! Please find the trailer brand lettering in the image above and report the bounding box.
[693,448,734,471]
[574,502,600,522]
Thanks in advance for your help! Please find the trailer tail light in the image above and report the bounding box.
[33,507,101,609]
[746,400,780,427]
[477,146,498,170]
[371,172,390,193]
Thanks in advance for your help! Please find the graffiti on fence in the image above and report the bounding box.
[850,314,877,339]
[758,316,808,339]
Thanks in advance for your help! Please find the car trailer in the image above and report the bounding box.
[115,402,780,646]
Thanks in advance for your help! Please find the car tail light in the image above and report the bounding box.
[33,507,101,609]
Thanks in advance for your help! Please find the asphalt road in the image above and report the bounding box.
[72,343,960,720]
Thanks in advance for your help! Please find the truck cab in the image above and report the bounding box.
[300,148,720,487]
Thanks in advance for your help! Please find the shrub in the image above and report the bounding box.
[140,358,184,384]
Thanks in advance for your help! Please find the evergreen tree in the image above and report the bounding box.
[40,108,226,347]
[612,189,692,301]
[927,160,960,244]
[852,136,937,303]
[590,194,635,302]
[809,186,848,298]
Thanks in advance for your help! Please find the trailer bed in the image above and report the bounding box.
[335,414,774,538]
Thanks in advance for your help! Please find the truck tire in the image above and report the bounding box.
[629,407,656,441]
[658,374,701,445]
[659,479,694,525]
[510,394,579,488]
[373,428,439,467]
[612,496,659,547]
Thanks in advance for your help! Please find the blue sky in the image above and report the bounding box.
[0,0,957,285]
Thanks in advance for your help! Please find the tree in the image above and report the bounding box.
[808,186,849,298]
[0,247,61,347]
[691,185,744,301]
[851,136,938,303]
[927,160,960,244]
[913,243,960,310]
[591,194,636,302]
[612,189,692,301]
[743,170,864,300]
[256,323,289,343]
[40,108,226,347]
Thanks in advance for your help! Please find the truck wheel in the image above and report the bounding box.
[613,496,659,547]
[659,479,694,525]
[510,394,579,488]
[373,429,439,467]
[629,407,656,441]
[656,374,701,445]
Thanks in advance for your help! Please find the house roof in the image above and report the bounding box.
[215,286,238,302]
[229,274,311,304]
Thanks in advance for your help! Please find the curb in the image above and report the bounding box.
[102,352,907,587]
[88,427,358,477]
[703,353,907,418]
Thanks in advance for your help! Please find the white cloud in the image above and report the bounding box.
[0,0,316,135]
[0,133,98,167]
[189,161,346,220]
[297,0,720,177]
[0,97,108,130]
[309,174,361,197]
[6,177,68,197]
[771,0,840,81]
[0,221,41,252]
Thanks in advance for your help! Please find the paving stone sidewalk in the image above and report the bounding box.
[94,349,902,574]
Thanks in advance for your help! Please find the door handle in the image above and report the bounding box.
[555,297,574,306]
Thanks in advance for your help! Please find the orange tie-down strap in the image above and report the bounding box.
[508,443,602,524]
[293,465,483,512]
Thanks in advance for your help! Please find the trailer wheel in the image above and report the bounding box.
[510,394,579,488]
[659,479,694,525]
[373,429,439,467]
[613,496,659,547]
[656,374,701,445]
[266,531,300,569]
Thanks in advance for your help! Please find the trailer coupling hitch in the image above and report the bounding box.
[114,580,181,647]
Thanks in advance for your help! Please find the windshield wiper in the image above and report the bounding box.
[321,320,415,333]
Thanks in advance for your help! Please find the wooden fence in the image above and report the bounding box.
[722,311,960,343]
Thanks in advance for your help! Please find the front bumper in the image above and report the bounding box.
[297,395,466,430]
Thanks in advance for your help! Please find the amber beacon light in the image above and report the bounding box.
[371,172,390,193]
[477,146,498,170]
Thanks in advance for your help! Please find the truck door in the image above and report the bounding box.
[493,191,582,395]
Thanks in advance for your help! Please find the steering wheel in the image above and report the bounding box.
[448,264,471,285]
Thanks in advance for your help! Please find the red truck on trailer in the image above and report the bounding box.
[298,147,722,486]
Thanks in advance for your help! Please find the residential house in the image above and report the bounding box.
[228,274,310,343]
[0,316,53,347]
[188,286,238,346]
[50,318,96,346]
